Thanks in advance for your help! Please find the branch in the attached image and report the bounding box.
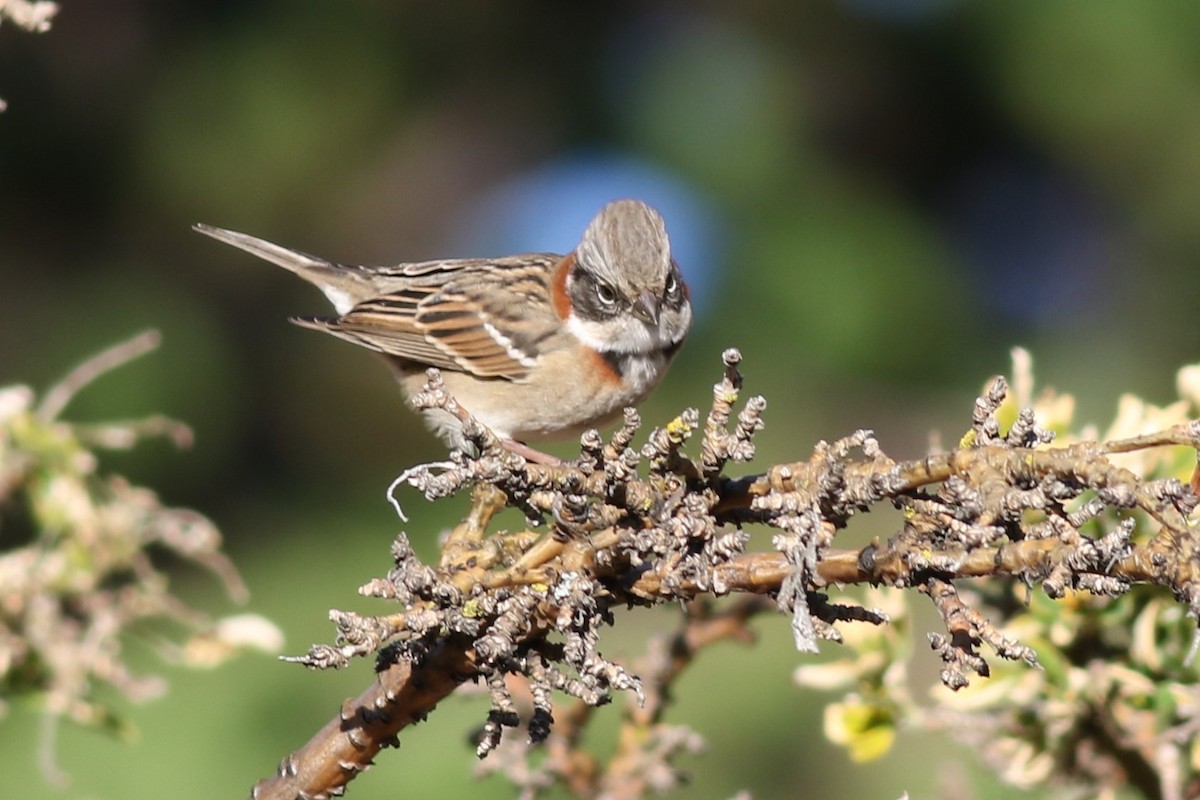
[252,643,478,799]
[249,348,1200,799]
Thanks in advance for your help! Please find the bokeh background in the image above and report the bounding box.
[3,2,1200,798]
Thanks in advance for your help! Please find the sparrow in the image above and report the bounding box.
[194,199,691,462]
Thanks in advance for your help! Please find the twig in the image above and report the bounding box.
[35,329,162,422]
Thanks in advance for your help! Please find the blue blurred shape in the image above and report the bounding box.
[945,157,1117,324]
[457,152,724,316]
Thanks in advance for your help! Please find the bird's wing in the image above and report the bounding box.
[296,254,566,380]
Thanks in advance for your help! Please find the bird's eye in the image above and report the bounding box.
[595,283,618,307]
[664,272,679,298]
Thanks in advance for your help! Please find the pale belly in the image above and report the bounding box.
[394,348,671,447]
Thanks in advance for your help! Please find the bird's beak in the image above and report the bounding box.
[634,291,661,326]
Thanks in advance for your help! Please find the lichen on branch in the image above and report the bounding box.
[255,348,1200,800]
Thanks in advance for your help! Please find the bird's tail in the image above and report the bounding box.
[193,223,365,314]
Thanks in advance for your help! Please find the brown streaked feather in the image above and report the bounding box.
[291,254,568,381]
[292,316,467,372]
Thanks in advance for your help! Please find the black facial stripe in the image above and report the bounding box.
[662,283,686,310]
[569,265,623,320]
[664,265,684,299]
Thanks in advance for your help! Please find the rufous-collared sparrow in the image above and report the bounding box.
[194,199,691,461]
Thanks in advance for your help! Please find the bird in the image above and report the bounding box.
[194,199,691,462]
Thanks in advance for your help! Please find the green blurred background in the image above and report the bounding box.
[3,2,1199,798]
